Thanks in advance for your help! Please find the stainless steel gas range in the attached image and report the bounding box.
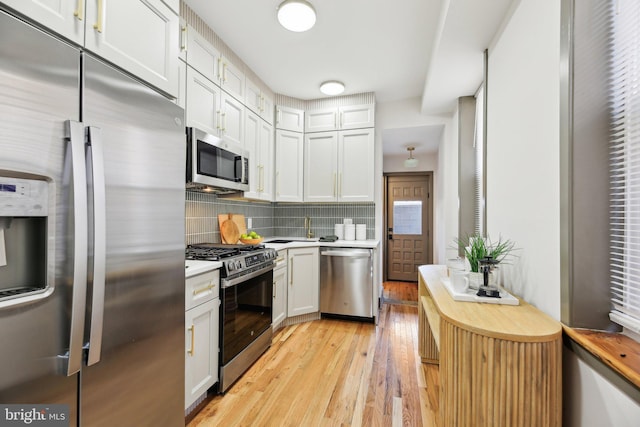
[186,243,277,392]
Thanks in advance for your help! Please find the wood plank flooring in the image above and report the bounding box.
[187,281,438,427]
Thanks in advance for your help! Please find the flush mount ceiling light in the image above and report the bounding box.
[404,146,418,168]
[277,0,316,32]
[319,80,345,96]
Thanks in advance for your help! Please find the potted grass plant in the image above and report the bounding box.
[454,234,515,290]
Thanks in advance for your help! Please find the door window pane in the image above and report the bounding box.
[393,201,422,235]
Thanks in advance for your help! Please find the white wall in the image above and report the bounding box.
[487,0,640,424]
[486,0,560,319]
[383,152,438,173]
[375,97,456,264]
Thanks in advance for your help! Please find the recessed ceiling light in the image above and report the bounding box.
[277,0,316,32]
[320,80,345,96]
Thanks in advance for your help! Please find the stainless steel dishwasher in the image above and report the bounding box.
[320,248,373,320]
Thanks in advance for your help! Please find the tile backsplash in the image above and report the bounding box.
[185,192,375,245]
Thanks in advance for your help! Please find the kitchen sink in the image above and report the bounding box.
[266,238,319,244]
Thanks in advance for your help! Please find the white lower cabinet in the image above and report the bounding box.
[272,250,288,329]
[287,247,319,317]
[185,269,220,410]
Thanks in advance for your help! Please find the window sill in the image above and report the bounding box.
[562,325,640,390]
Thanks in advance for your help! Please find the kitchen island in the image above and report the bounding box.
[418,264,562,427]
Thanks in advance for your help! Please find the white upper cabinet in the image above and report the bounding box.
[2,0,85,45]
[219,91,244,146]
[275,129,304,202]
[305,108,338,133]
[305,104,375,133]
[3,0,179,98]
[219,56,245,103]
[84,0,179,97]
[184,25,244,103]
[275,106,304,133]
[245,77,274,125]
[186,66,220,136]
[339,104,375,130]
[244,110,274,201]
[304,132,338,202]
[186,23,220,83]
[305,129,374,202]
[338,129,375,202]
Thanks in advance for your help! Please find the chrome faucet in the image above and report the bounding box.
[305,216,314,239]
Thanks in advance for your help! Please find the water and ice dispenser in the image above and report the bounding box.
[0,176,48,300]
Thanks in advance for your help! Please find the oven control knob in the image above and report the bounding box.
[227,262,234,272]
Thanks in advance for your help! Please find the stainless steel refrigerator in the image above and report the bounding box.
[0,8,185,426]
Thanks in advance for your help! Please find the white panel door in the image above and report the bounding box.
[185,23,220,82]
[339,104,375,130]
[220,56,245,103]
[275,129,303,202]
[338,129,374,202]
[84,0,179,97]
[260,93,274,125]
[258,120,274,200]
[305,107,338,133]
[275,106,304,132]
[243,110,261,199]
[220,91,243,147]
[304,132,338,202]
[2,0,85,45]
[287,247,319,317]
[185,298,219,409]
[272,265,287,329]
[186,67,220,136]
[245,77,262,116]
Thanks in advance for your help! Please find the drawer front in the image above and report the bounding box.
[186,269,220,310]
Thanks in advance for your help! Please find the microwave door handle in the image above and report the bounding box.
[62,120,89,376]
[85,126,106,366]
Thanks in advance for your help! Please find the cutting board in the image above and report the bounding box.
[218,213,246,243]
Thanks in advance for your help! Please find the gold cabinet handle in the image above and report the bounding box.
[289,258,293,285]
[187,325,195,355]
[193,284,214,296]
[273,281,276,299]
[333,172,337,197]
[93,0,103,33]
[217,58,222,80]
[74,0,83,20]
[181,25,187,51]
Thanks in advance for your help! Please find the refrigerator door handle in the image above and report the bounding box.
[86,126,106,366]
[62,120,89,376]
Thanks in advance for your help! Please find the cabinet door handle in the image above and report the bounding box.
[333,172,337,197]
[181,25,187,51]
[193,284,214,296]
[74,0,83,20]
[217,57,222,81]
[187,325,195,355]
[273,281,276,298]
[216,110,221,131]
[93,0,103,33]
[289,258,293,285]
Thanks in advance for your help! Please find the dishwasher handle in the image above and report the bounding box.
[321,249,371,258]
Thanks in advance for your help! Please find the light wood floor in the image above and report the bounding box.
[187,281,438,427]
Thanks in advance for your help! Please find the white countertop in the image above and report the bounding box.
[185,259,222,278]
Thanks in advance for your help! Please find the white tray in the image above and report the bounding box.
[440,276,519,306]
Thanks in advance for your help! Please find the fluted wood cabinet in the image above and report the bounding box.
[418,265,562,427]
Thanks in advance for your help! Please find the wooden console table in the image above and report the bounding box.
[418,265,562,427]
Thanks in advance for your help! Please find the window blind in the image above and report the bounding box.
[473,84,485,236]
[609,0,640,333]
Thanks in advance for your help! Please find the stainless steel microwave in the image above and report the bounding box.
[186,127,249,193]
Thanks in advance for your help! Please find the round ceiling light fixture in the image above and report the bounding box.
[277,0,317,32]
[319,80,345,96]
[404,146,418,168]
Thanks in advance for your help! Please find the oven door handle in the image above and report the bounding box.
[221,264,274,288]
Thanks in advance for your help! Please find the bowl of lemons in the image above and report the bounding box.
[239,231,263,245]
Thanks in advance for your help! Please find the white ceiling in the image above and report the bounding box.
[184,0,514,155]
